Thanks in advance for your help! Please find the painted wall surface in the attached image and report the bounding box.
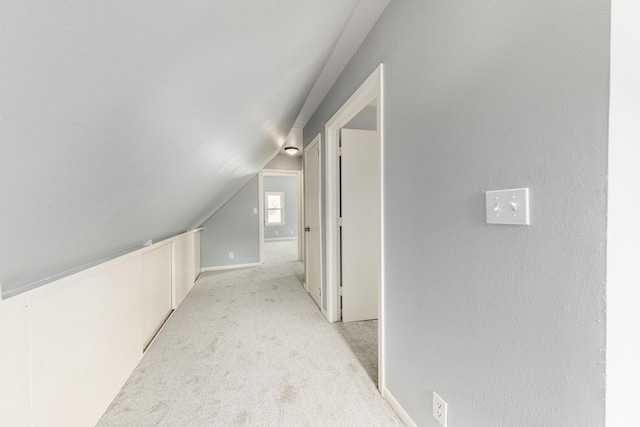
[0,0,369,298]
[607,1,640,425]
[303,1,609,426]
[263,175,298,239]
[0,230,200,427]
[200,176,260,267]
[265,154,302,170]
[344,105,377,130]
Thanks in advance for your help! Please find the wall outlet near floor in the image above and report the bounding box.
[433,391,448,427]
[228,252,234,259]
[275,230,278,235]
[253,207,257,214]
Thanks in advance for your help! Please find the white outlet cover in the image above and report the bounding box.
[253,207,258,214]
[228,252,234,259]
[433,391,448,427]
[485,187,530,225]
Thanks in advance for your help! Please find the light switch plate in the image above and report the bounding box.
[486,188,530,225]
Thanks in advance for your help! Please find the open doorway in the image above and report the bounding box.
[336,100,379,385]
[258,169,303,265]
[325,65,383,390]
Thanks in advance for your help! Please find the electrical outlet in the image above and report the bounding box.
[290,230,293,235]
[433,391,448,427]
[253,207,257,214]
[228,252,234,260]
[275,230,278,235]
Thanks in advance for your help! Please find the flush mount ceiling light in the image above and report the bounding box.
[284,146,299,155]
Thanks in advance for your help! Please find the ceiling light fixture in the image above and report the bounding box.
[284,146,299,155]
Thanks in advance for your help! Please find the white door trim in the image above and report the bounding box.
[304,134,322,296]
[258,172,265,264]
[258,168,303,263]
[324,64,384,391]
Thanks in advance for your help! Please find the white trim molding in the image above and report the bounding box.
[324,64,385,390]
[264,237,297,242]
[258,171,265,264]
[201,262,262,272]
[383,388,418,427]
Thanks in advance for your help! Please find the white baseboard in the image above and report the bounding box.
[201,262,262,272]
[383,387,417,427]
[264,237,297,241]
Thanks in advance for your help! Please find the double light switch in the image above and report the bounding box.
[485,188,530,225]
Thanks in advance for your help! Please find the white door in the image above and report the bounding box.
[340,129,379,322]
[305,139,322,309]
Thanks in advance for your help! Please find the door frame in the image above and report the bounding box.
[303,134,324,310]
[324,64,384,391]
[258,169,304,264]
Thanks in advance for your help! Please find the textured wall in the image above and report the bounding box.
[200,177,260,268]
[303,1,609,425]
[263,175,298,239]
[264,154,302,170]
[344,105,377,130]
[0,0,363,297]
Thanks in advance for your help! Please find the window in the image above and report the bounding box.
[265,192,285,226]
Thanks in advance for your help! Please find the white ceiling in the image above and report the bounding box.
[0,0,388,296]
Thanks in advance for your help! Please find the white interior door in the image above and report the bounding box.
[340,129,379,322]
[305,139,322,309]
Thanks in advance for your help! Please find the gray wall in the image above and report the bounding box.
[1,0,362,298]
[264,154,302,170]
[303,1,609,426]
[263,175,298,239]
[344,105,377,130]
[200,176,260,268]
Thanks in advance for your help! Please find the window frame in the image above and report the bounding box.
[265,191,285,226]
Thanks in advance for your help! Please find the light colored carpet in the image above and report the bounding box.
[263,239,298,264]
[336,320,378,386]
[97,255,401,426]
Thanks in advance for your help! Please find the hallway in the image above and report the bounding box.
[98,256,401,426]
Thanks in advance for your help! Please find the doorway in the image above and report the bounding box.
[325,65,384,390]
[258,169,303,265]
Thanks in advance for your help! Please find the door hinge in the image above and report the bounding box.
[339,287,343,296]
[338,147,342,156]
[338,217,343,227]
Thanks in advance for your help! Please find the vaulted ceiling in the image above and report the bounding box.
[0,0,390,296]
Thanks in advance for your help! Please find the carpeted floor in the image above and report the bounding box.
[97,244,400,426]
[263,239,299,264]
[336,320,378,386]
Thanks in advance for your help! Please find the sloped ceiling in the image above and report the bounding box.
[0,0,387,296]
